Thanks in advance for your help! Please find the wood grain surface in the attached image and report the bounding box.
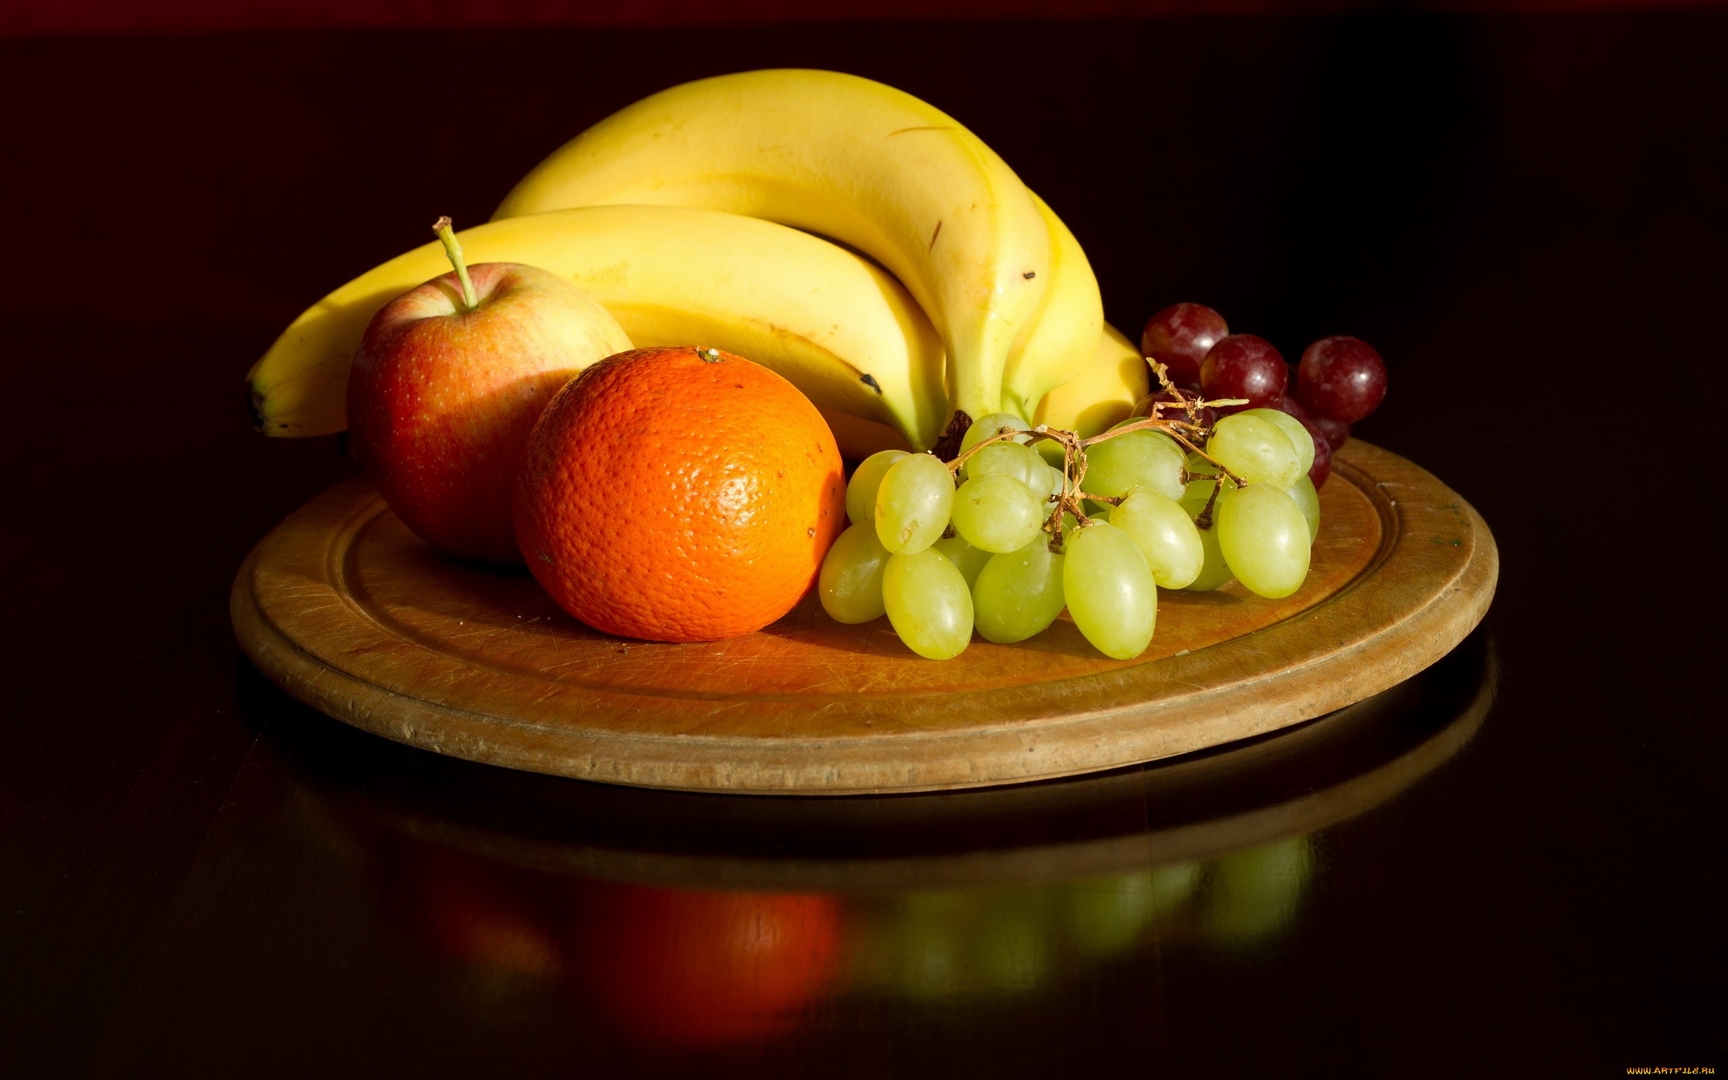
[231,439,1497,794]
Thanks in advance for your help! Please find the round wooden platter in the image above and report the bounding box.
[231,439,1497,796]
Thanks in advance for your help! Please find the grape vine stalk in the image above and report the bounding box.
[947,361,1248,552]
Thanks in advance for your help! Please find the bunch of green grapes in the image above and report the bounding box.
[1180,408,1322,600]
[817,403,1322,660]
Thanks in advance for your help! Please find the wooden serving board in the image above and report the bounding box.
[232,440,1496,795]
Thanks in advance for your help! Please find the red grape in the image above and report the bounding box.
[1309,428,1333,488]
[1309,412,1350,449]
[1297,336,1387,423]
[1270,394,1333,486]
[1140,303,1228,389]
[1275,393,1309,422]
[1200,334,1287,411]
[1275,394,1347,453]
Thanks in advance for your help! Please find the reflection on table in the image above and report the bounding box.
[243,630,1492,1068]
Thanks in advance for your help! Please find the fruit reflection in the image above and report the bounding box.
[272,625,1491,1066]
[1203,838,1316,946]
[387,850,842,1044]
[385,829,1314,1031]
[844,837,1310,1001]
[1068,863,1191,957]
[395,845,564,981]
[570,882,841,1046]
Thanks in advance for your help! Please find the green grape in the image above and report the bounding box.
[1286,475,1320,546]
[1111,488,1204,589]
[958,412,1030,457]
[973,538,1065,643]
[845,449,908,525]
[964,440,1044,488]
[1207,414,1301,488]
[1082,427,1186,501]
[1042,462,1067,501]
[1216,484,1311,599]
[883,549,974,659]
[1241,408,1315,479]
[951,474,1043,553]
[1062,521,1157,659]
[933,534,992,590]
[818,522,890,623]
[875,453,955,554]
[1177,491,1234,592]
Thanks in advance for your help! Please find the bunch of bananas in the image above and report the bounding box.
[247,69,1148,459]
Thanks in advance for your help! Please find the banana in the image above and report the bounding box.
[492,68,1050,434]
[1032,322,1150,439]
[246,205,950,455]
[813,272,1116,456]
[816,409,913,460]
[998,193,1105,422]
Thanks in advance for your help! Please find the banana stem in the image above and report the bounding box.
[432,216,479,312]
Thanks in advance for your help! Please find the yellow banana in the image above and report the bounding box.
[246,205,950,455]
[999,193,1105,422]
[812,290,1129,459]
[1033,323,1150,439]
[492,68,1049,434]
[816,410,913,460]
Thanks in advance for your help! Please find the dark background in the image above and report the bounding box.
[1,10,1723,1078]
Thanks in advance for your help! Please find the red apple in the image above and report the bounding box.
[347,218,632,563]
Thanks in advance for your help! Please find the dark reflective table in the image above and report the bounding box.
[97,635,1494,1076]
[1,12,1723,1077]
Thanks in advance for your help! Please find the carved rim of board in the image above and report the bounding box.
[308,637,1495,892]
[231,440,1498,795]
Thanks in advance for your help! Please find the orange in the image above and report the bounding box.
[513,346,846,643]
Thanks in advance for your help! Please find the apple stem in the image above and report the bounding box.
[432,216,479,312]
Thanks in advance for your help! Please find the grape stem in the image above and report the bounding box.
[944,427,1027,475]
[1193,480,1224,531]
[940,361,1251,552]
